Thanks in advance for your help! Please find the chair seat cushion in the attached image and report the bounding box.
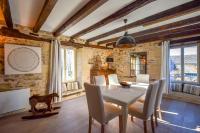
[104,102,122,121]
[128,101,146,119]
[138,94,145,103]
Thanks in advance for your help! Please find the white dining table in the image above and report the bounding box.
[101,83,148,133]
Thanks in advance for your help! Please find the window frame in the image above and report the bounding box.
[170,43,200,84]
[61,47,76,82]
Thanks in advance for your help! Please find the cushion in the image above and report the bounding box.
[183,84,200,96]
[170,82,183,92]
[104,102,122,122]
[128,101,145,119]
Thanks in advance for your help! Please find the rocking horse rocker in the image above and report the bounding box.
[22,93,61,119]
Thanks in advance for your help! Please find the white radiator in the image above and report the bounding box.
[0,88,30,115]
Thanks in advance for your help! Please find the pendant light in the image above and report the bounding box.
[116,19,135,48]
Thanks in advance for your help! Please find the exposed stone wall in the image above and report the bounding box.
[0,36,50,95]
[113,41,162,82]
[76,47,112,87]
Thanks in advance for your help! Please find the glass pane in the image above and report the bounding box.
[184,46,197,82]
[170,48,181,81]
[65,49,75,81]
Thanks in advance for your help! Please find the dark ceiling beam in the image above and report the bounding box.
[137,29,200,44]
[72,0,155,38]
[33,0,58,33]
[61,41,112,49]
[98,15,200,44]
[0,27,51,42]
[136,27,200,44]
[89,0,200,42]
[171,36,200,44]
[54,0,108,37]
[0,0,13,28]
[104,24,200,46]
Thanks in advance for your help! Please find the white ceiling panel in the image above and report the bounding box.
[81,0,193,40]
[63,0,134,36]
[41,0,90,32]
[9,0,45,27]
[96,10,200,43]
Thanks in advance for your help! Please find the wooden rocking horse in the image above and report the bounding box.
[22,93,60,119]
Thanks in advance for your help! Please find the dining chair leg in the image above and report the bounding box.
[88,116,92,133]
[119,115,123,133]
[158,108,162,120]
[101,124,105,133]
[151,114,155,133]
[131,116,134,122]
[143,120,147,133]
[154,110,158,126]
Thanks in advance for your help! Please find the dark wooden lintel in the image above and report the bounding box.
[0,27,51,42]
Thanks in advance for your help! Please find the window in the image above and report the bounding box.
[169,48,181,81]
[130,52,147,76]
[184,46,198,82]
[169,45,199,83]
[61,48,76,81]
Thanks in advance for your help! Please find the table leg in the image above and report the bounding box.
[122,105,128,133]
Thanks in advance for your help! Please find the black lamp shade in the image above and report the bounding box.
[116,32,135,48]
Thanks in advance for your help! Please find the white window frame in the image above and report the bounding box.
[61,47,76,82]
[170,43,200,84]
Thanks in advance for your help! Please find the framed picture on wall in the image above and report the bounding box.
[4,44,42,75]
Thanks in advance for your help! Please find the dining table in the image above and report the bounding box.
[101,82,149,133]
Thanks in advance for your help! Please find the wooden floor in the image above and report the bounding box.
[0,96,200,133]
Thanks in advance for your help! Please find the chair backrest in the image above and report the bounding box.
[95,75,106,86]
[84,83,105,123]
[155,79,166,108]
[136,74,150,84]
[143,80,160,119]
[108,74,119,85]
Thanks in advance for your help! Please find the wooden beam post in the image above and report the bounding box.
[61,41,112,49]
[33,0,58,33]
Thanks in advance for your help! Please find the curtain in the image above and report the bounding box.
[161,41,170,94]
[49,40,62,102]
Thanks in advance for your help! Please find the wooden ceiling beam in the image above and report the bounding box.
[33,0,58,33]
[54,0,108,37]
[72,0,155,38]
[104,24,200,46]
[0,0,13,28]
[61,41,112,49]
[98,15,200,44]
[171,36,200,44]
[136,28,200,44]
[89,0,200,42]
[0,27,51,42]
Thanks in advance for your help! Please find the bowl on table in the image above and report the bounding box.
[119,81,131,88]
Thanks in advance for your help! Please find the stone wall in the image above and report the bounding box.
[113,41,162,82]
[76,47,112,87]
[0,36,50,95]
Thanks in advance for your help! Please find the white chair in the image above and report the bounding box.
[136,74,150,84]
[129,81,160,133]
[84,83,123,133]
[138,79,166,126]
[95,75,106,86]
[108,74,119,85]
